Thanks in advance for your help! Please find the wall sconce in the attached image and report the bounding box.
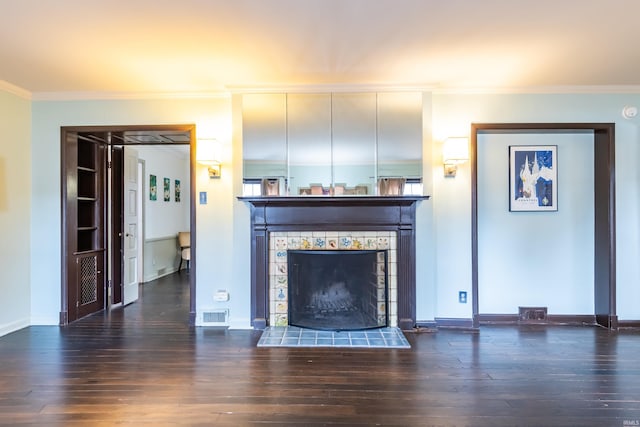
[197,138,221,179]
[442,137,469,178]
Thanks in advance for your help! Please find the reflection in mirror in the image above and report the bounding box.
[241,91,423,196]
[242,93,287,179]
[332,93,376,195]
[377,92,423,181]
[288,94,332,195]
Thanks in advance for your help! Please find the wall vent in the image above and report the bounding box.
[203,310,228,324]
[519,306,548,323]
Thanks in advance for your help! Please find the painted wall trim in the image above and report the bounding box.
[0,318,30,338]
[0,80,31,99]
[434,317,475,329]
[31,90,231,101]
[478,314,597,325]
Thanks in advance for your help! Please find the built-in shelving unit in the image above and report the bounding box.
[62,131,107,324]
[76,141,100,253]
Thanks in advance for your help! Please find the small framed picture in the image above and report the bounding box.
[163,177,170,202]
[175,179,181,202]
[509,145,557,212]
[149,175,157,201]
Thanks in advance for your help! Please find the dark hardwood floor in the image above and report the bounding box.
[1,273,639,426]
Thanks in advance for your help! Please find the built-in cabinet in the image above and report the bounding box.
[62,131,107,324]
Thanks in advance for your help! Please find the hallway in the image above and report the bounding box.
[0,273,639,426]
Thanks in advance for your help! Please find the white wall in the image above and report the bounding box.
[137,146,190,239]
[0,87,31,336]
[22,91,640,331]
[30,97,236,325]
[430,93,640,321]
[135,145,190,281]
[477,132,594,314]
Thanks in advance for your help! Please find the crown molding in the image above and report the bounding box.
[11,83,640,102]
[0,80,32,100]
[226,83,438,94]
[432,85,640,95]
[31,90,231,101]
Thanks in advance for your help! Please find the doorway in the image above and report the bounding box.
[60,125,196,325]
[470,123,616,330]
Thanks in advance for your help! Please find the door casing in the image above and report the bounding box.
[60,124,197,325]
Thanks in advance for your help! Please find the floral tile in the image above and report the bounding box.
[339,236,352,249]
[377,237,390,249]
[364,237,378,249]
[287,236,301,250]
[300,236,313,249]
[274,237,288,250]
[313,237,326,249]
[351,238,364,250]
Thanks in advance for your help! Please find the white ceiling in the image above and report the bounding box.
[2,0,640,98]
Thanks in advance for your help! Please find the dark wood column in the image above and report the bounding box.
[239,196,429,330]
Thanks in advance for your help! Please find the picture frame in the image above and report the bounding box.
[175,179,181,202]
[509,145,557,212]
[163,177,170,202]
[149,175,157,201]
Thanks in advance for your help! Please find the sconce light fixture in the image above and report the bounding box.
[197,138,221,179]
[442,137,469,178]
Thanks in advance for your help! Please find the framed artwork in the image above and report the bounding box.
[149,175,157,201]
[163,177,170,202]
[175,179,181,202]
[509,145,557,212]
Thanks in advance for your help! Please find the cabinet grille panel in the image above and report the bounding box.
[80,256,98,305]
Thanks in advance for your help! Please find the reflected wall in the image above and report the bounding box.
[242,92,423,196]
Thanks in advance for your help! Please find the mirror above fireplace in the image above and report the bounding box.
[242,91,423,196]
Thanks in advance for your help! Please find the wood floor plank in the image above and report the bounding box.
[1,272,639,426]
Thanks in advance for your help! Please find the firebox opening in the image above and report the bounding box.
[288,250,389,331]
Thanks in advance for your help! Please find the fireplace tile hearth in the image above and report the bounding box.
[257,326,410,349]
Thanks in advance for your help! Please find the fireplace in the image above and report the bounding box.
[288,250,388,331]
[239,195,428,330]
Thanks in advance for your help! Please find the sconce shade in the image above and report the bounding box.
[197,138,221,178]
[442,137,469,164]
[442,137,469,178]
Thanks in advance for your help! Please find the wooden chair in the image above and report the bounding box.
[177,231,190,272]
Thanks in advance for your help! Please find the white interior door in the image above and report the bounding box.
[123,146,139,305]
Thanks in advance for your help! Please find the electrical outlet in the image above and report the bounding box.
[458,291,467,304]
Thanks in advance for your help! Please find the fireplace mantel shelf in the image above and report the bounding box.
[241,195,426,331]
[238,195,430,206]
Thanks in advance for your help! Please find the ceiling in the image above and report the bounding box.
[2,0,640,98]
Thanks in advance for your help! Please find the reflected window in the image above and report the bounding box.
[403,178,423,196]
[243,179,262,196]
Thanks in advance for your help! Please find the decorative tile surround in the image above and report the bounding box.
[268,231,398,328]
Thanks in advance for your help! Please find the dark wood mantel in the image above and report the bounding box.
[239,196,429,330]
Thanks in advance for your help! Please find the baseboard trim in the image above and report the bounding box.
[143,266,180,283]
[434,317,475,329]
[617,320,640,328]
[0,317,30,338]
[415,320,438,329]
[414,316,640,330]
[478,313,597,326]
